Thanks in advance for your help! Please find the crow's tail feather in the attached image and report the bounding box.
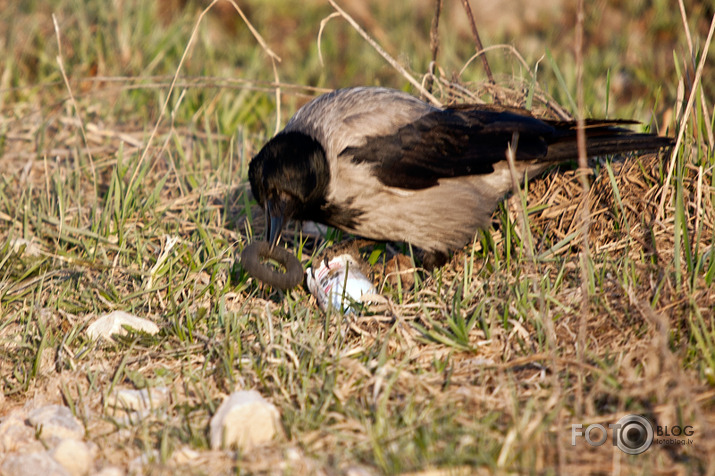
[544,120,674,162]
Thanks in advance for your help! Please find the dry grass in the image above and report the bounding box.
[1,1,714,475]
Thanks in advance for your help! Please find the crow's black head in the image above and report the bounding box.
[248,131,329,247]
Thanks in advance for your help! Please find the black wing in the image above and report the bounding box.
[340,108,554,189]
[341,106,670,190]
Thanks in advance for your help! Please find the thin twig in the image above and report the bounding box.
[424,0,443,95]
[129,0,283,195]
[658,13,715,219]
[677,3,712,264]
[694,164,703,254]
[52,14,98,198]
[224,0,283,134]
[574,0,590,419]
[76,75,329,98]
[677,0,694,55]
[326,0,442,107]
[318,12,342,67]
[677,0,714,147]
[459,44,533,80]
[505,132,535,260]
[270,55,282,134]
[225,1,281,63]
[127,0,221,194]
[459,0,494,84]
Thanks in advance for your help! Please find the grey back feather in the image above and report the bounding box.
[284,87,437,159]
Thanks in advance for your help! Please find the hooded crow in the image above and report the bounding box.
[248,87,672,266]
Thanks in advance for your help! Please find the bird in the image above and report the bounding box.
[248,86,672,267]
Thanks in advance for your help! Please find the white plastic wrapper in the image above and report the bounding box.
[306,254,376,313]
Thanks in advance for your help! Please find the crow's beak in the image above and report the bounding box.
[265,199,285,250]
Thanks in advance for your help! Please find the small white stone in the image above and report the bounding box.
[285,447,302,461]
[0,412,36,452]
[1,452,70,476]
[10,238,42,257]
[172,446,200,465]
[86,311,159,341]
[344,466,377,476]
[106,387,170,414]
[209,390,281,450]
[93,467,124,476]
[51,439,93,476]
[27,405,84,442]
[128,450,159,472]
